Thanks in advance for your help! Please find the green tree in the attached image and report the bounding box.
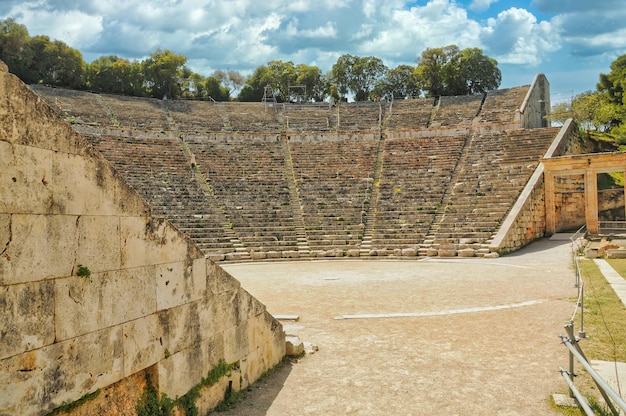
[295,64,324,102]
[142,49,187,99]
[415,45,500,96]
[415,45,459,97]
[0,18,32,79]
[213,69,245,97]
[25,36,85,88]
[375,64,421,99]
[87,56,144,96]
[331,54,387,101]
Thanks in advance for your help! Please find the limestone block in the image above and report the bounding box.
[250,251,267,260]
[223,323,250,364]
[0,325,124,416]
[483,252,500,258]
[606,249,626,259]
[51,151,130,216]
[426,248,439,256]
[0,142,53,214]
[347,249,360,257]
[0,214,77,285]
[0,281,55,360]
[55,267,156,341]
[265,251,281,259]
[282,250,299,259]
[206,253,225,262]
[286,336,304,357]
[76,215,122,273]
[157,298,216,356]
[120,216,193,269]
[401,248,417,257]
[458,248,475,257]
[394,248,402,257]
[377,248,390,257]
[156,259,206,311]
[438,248,457,257]
[207,260,240,296]
[122,314,165,377]
[214,289,240,332]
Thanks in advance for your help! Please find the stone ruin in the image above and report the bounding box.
[0,62,284,415]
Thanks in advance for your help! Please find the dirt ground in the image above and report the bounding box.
[217,236,578,415]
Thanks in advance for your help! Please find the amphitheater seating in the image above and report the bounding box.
[29,85,112,126]
[165,100,225,132]
[31,83,559,259]
[187,135,299,253]
[372,135,467,250]
[479,86,529,125]
[430,127,560,244]
[336,102,382,131]
[289,136,380,250]
[281,103,334,132]
[80,133,235,254]
[220,102,282,132]
[384,98,434,130]
[430,94,483,127]
[100,94,169,130]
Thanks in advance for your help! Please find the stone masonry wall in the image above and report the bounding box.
[520,73,550,129]
[0,63,284,415]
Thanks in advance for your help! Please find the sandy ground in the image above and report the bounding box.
[217,237,578,415]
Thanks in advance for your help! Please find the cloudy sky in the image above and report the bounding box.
[2,0,625,101]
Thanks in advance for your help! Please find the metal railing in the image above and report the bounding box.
[560,324,626,415]
[558,228,626,415]
[599,221,626,236]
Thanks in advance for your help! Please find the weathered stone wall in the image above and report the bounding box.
[0,63,284,415]
[490,120,579,252]
[520,73,550,129]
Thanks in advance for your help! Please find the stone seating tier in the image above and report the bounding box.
[33,85,558,259]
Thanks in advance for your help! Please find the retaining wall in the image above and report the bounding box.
[0,62,284,416]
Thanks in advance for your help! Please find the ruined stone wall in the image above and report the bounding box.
[490,120,578,252]
[520,74,550,129]
[0,63,284,416]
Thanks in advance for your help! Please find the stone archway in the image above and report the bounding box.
[543,153,626,234]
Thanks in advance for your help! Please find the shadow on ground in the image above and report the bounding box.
[208,359,294,415]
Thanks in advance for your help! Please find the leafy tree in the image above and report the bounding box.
[331,54,387,101]
[456,48,501,95]
[0,18,31,79]
[142,49,187,99]
[87,56,144,95]
[213,69,245,96]
[295,64,324,102]
[375,64,421,99]
[415,45,459,97]
[203,76,230,101]
[598,54,626,106]
[415,45,500,96]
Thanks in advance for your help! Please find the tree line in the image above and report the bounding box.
[0,18,501,102]
[551,54,626,147]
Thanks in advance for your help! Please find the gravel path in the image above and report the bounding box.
[218,237,576,415]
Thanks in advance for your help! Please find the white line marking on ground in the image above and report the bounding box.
[335,299,545,320]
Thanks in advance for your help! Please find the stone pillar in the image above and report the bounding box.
[544,171,556,234]
[584,169,599,233]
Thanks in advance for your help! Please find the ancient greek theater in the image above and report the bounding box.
[2,61,625,416]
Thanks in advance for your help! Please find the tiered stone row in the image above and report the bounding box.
[30,84,554,260]
[372,135,467,253]
[80,133,235,255]
[479,86,529,124]
[430,94,483,127]
[187,135,299,258]
[428,127,560,253]
[288,135,380,255]
[385,98,434,130]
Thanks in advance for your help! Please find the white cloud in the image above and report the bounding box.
[469,0,498,12]
[480,8,560,66]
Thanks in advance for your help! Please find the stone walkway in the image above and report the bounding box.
[222,237,581,415]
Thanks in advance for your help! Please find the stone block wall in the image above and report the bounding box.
[520,73,550,129]
[0,63,284,415]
